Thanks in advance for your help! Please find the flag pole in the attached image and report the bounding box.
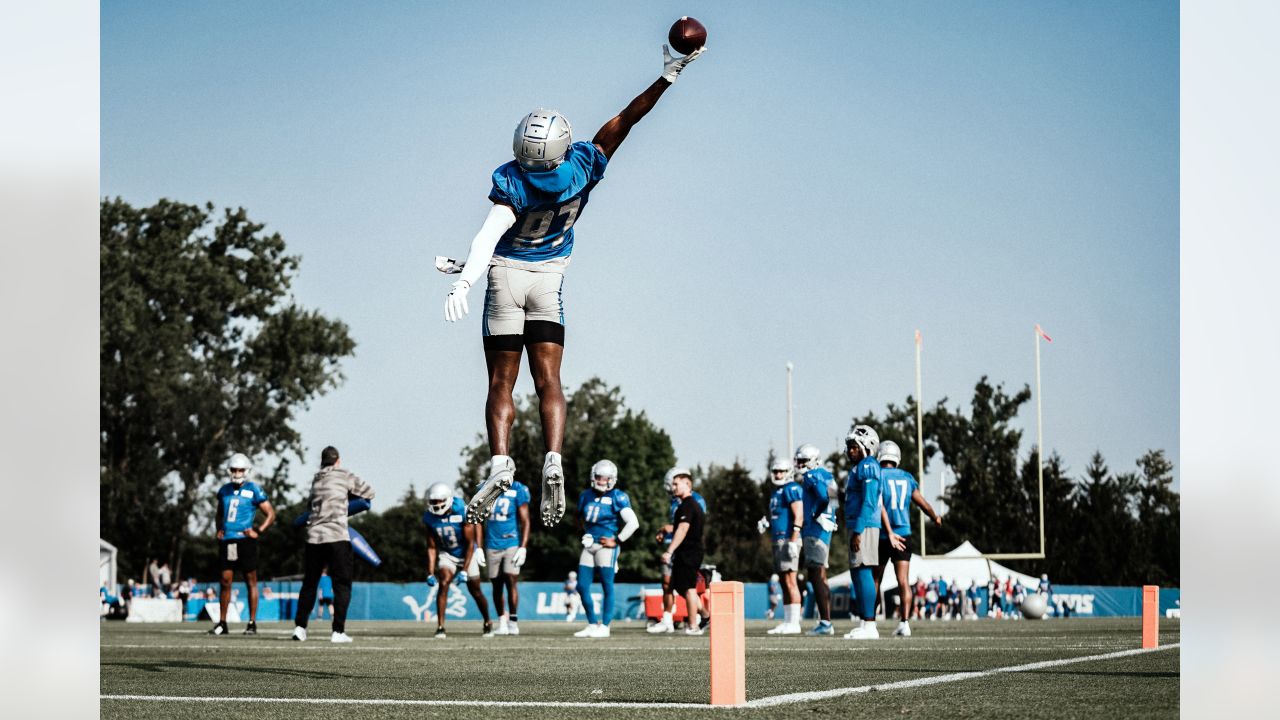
[915,330,927,557]
[1034,324,1046,557]
[786,362,794,458]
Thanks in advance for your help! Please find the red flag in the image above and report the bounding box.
[915,329,922,346]
[1036,324,1053,343]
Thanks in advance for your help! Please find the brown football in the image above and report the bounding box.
[668,16,707,55]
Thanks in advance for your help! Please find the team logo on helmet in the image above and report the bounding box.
[846,425,880,457]
[513,109,573,172]
[591,459,618,492]
[427,482,453,516]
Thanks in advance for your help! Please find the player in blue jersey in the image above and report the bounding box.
[423,483,492,638]
[573,460,640,638]
[843,426,884,639]
[758,458,805,634]
[871,440,941,638]
[440,44,706,531]
[209,453,276,636]
[794,444,839,636]
[648,467,706,634]
[484,479,531,635]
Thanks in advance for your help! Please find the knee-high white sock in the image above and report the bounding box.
[787,604,801,625]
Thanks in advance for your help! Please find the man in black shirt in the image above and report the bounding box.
[661,471,710,636]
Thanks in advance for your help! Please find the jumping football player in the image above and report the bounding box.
[573,460,639,638]
[795,443,839,636]
[423,482,492,638]
[649,466,705,634]
[843,426,884,639]
[441,45,706,529]
[210,453,275,636]
[759,458,804,635]
[872,440,941,638]
[484,477,531,635]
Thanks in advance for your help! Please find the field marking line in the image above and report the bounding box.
[100,643,1179,710]
[742,642,1181,708]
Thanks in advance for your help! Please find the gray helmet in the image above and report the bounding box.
[227,453,252,484]
[591,459,618,492]
[794,444,821,472]
[427,482,453,516]
[846,425,880,457]
[663,466,691,494]
[769,457,792,486]
[513,109,572,171]
[877,440,901,466]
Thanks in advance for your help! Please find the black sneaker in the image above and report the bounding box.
[699,615,711,631]
[243,622,257,635]
[207,622,228,636]
[482,622,493,637]
[434,627,447,639]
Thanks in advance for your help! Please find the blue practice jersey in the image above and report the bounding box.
[488,141,608,263]
[880,467,918,536]
[422,497,468,559]
[216,481,269,540]
[484,481,530,550]
[799,468,835,541]
[578,487,632,540]
[768,578,782,596]
[768,482,804,541]
[664,491,706,543]
[843,456,883,533]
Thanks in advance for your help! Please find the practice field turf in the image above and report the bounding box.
[101,617,1179,718]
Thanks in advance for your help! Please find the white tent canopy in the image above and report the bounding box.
[828,541,1040,592]
[100,538,118,589]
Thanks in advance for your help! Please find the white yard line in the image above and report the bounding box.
[102,642,1178,710]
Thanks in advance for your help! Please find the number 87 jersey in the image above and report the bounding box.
[488,141,609,263]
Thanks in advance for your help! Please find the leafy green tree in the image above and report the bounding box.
[1069,452,1138,584]
[700,462,773,581]
[100,197,355,579]
[456,378,676,580]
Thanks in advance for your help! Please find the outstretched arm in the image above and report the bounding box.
[592,45,706,159]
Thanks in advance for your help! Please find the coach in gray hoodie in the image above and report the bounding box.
[291,446,375,643]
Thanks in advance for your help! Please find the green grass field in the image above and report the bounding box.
[101,617,1179,719]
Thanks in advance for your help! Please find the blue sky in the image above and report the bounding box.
[101,0,1179,503]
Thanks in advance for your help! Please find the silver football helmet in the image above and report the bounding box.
[591,459,618,492]
[227,453,252,484]
[663,466,691,494]
[513,109,572,172]
[427,482,453,516]
[846,425,880,457]
[877,440,901,466]
[794,444,821,472]
[770,457,792,486]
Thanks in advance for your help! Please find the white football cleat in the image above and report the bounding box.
[768,623,802,635]
[508,621,520,636]
[646,620,675,634]
[589,624,611,638]
[684,626,704,636]
[893,622,912,637]
[330,631,353,643]
[494,619,510,636]
[466,455,515,523]
[291,626,307,642]
[844,622,880,640]
[540,452,566,527]
[573,624,600,638]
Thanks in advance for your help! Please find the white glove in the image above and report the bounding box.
[435,256,465,274]
[787,540,801,560]
[444,280,471,322]
[581,533,594,548]
[817,515,838,533]
[662,44,706,83]
[512,547,527,568]
[476,551,487,568]
[457,570,469,584]
[756,516,769,535]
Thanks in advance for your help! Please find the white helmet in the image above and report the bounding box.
[591,459,618,492]
[663,467,691,494]
[794,444,821,472]
[513,109,572,172]
[846,425,880,457]
[877,440,901,466]
[227,453,252,484]
[770,457,792,486]
[427,482,453,516]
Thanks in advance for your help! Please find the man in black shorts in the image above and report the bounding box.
[661,472,709,636]
[872,440,941,638]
